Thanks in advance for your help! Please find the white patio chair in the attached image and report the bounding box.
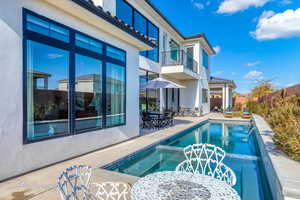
[175,144,237,186]
[92,182,131,200]
[183,144,226,167]
[176,159,237,186]
[57,165,94,200]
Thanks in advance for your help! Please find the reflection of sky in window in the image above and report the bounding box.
[76,54,102,93]
[107,63,125,82]
[27,40,69,89]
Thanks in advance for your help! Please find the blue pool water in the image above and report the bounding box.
[106,121,273,200]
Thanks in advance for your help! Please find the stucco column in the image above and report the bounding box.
[222,86,226,110]
[160,88,164,111]
[225,86,230,110]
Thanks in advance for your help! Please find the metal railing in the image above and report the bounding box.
[161,50,198,73]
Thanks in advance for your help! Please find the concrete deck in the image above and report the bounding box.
[0,114,219,200]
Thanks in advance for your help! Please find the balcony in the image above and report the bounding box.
[160,50,199,80]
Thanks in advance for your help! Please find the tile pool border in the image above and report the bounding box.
[253,114,300,200]
[102,120,209,170]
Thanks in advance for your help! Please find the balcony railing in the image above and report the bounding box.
[161,50,198,73]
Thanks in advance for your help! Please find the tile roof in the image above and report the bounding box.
[209,76,236,88]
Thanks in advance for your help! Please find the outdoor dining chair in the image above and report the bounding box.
[175,144,237,186]
[91,182,131,200]
[57,165,94,200]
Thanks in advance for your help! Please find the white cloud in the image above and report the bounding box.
[194,2,204,9]
[191,0,205,10]
[47,53,64,59]
[212,71,224,76]
[244,70,264,79]
[230,72,236,75]
[244,61,261,67]
[213,46,221,54]
[217,0,270,14]
[251,8,300,40]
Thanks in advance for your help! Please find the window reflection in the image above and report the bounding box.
[106,63,125,127]
[106,46,126,62]
[116,0,133,26]
[75,54,103,131]
[139,69,160,112]
[26,14,69,42]
[27,40,69,140]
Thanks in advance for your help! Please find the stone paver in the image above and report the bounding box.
[0,114,216,200]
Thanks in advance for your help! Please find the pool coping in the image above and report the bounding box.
[253,114,300,200]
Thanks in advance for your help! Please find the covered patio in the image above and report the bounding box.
[209,77,236,111]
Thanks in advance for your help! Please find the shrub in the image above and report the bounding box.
[266,96,300,161]
[250,96,300,161]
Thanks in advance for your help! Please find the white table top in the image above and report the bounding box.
[131,171,241,200]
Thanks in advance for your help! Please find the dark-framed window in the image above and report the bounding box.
[202,89,208,103]
[202,49,209,69]
[116,0,159,62]
[139,69,160,112]
[23,8,126,144]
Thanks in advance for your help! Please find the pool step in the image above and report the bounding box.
[156,145,259,161]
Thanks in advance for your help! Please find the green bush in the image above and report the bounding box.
[250,96,300,161]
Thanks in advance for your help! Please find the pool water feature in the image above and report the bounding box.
[106,121,273,200]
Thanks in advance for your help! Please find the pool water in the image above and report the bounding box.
[108,121,273,200]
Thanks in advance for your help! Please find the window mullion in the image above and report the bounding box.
[102,46,107,128]
[146,21,149,58]
[69,31,76,135]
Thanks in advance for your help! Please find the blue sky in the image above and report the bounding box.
[149,0,300,93]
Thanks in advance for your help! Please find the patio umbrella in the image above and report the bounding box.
[140,77,185,90]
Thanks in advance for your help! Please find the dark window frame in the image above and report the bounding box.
[23,8,127,144]
[116,0,160,63]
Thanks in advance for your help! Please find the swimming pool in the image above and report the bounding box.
[105,120,273,200]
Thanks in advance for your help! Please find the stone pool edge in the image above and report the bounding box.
[253,114,300,200]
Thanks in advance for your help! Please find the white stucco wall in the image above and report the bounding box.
[0,0,140,181]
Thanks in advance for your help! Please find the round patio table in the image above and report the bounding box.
[131,171,241,200]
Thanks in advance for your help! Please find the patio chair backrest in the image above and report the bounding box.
[58,165,92,200]
[181,144,226,177]
[176,160,237,186]
[92,182,131,200]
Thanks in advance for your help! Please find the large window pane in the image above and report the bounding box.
[203,49,209,68]
[134,11,147,35]
[116,0,133,26]
[146,22,159,62]
[26,40,69,141]
[106,63,125,127]
[75,54,103,131]
[26,14,69,42]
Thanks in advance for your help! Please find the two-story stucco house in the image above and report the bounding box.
[0,0,215,181]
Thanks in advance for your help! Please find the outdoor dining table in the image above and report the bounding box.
[131,171,241,200]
